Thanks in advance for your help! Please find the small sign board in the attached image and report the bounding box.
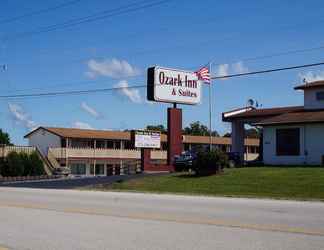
[147,66,202,105]
[133,130,161,149]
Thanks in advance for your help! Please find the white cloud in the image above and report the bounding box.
[298,70,324,82]
[114,80,142,103]
[86,58,141,79]
[8,103,37,130]
[72,121,94,130]
[81,102,101,119]
[213,61,248,80]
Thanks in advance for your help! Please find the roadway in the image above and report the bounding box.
[0,188,323,250]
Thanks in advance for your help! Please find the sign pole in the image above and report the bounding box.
[209,62,213,151]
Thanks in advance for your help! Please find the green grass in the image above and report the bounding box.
[92,167,324,201]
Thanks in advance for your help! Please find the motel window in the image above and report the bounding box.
[70,163,86,175]
[90,164,105,175]
[316,91,324,101]
[124,140,132,150]
[184,143,190,151]
[115,141,121,149]
[96,140,105,148]
[276,128,300,156]
[162,142,168,151]
[106,140,114,149]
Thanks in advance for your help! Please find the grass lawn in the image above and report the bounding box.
[90,167,324,201]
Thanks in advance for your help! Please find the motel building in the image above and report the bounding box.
[223,80,324,165]
[24,127,259,176]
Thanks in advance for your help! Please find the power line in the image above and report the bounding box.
[209,45,324,68]
[0,0,83,25]
[211,61,324,79]
[3,0,170,41]
[1,60,324,100]
[0,85,146,99]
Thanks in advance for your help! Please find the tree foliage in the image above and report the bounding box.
[223,128,261,138]
[0,151,45,177]
[0,129,11,145]
[146,124,167,133]
[183,121,219,136]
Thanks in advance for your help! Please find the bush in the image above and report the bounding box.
[6,151,24,176]
[192,149,229,176]
[0,151,45,177]
[29,152,45,176]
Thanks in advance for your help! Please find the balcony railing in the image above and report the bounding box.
[49,147,167,160]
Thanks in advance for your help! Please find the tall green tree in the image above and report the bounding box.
[0,129,11,145]
[183,121,219,136]
[146,125,167,133]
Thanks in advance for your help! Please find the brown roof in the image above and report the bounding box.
[183,135,259,146]
[255,109,324,126]
[222,106,303,121]
[294,80,324,90]
[25,127,259,146]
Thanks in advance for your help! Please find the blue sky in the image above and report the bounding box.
[1,0,324,144]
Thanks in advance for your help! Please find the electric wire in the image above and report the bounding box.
[0,0,83,25]
[1,60,324,99]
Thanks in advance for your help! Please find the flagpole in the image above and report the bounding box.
[209,62,213,151]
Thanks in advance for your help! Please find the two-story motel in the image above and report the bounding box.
[24,127,259,176]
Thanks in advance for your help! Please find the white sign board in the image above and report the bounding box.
[147,66,202,105]
[134,131,161,149]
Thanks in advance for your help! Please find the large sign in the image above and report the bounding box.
[134,130,161,149]
[147,66,202,105]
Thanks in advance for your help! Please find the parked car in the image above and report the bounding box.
[174,150,197,171]
[53,167,71,176]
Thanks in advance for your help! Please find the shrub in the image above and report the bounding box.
[6,151,24,176]
[0,151,45,177]
[29,152,45,176]
[192,149,229,176]
[20,152,32,176]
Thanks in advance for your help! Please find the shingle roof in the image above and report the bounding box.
[222,106,303,121]
[182,135,259,146]
[294,80,324,90]
[24,127,259,146]
[255,109,324,125]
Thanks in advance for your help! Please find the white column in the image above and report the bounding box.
[231,121,245,163]
[120,160,124,175]
[93,140,96,176]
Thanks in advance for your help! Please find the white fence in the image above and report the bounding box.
[0,145,36,158]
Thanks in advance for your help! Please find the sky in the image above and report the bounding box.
[1,0,324,145]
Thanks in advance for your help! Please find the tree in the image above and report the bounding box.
[245,128,260,138]
[222,128,260,138]
[183,121,219,136]
[146,124,167,133]
[0,129,11,145]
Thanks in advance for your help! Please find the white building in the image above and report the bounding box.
[223,80,324,165]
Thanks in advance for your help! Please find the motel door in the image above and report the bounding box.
[106,164,113,176]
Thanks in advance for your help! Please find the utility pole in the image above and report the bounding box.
[209,62,213,151]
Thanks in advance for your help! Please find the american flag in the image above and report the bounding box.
[195,66,211,84]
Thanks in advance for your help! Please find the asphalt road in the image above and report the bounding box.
[0,188,324,250]
[0,174,153,189]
